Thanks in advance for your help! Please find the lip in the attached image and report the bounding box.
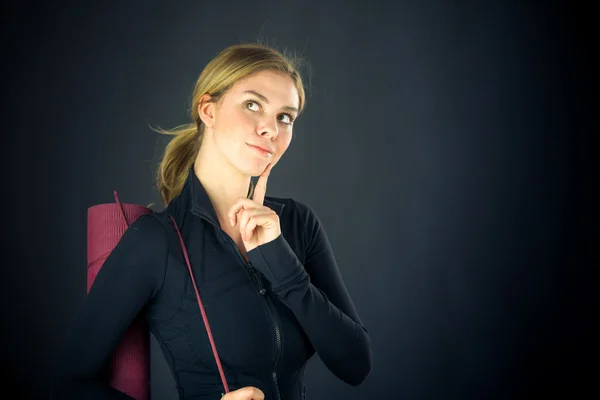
[247,143,274,156]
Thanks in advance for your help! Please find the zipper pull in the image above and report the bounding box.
[248,263,267,295]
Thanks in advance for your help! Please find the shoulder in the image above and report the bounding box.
[265,196,317,219]
[126,212,169,241]
[264,196,322,235]
[109,213,171,265]
[110,212,176,263]
[92,211,170,294]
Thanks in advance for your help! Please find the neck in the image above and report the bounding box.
[193,144,251,227]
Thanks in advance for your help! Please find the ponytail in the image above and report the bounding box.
[154,121,203,207]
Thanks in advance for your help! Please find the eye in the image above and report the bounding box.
[278,113,295,125]
[245,100,260,111]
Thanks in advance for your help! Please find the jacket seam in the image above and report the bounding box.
[148,213,170,297]
[272,270,308,294]
[150,326,184,396]
[292,200,308,258]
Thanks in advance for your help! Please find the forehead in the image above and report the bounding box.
[228,70,299,108]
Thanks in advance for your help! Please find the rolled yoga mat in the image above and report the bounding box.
[87,191,153,400]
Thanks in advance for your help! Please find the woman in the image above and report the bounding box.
[51,43,372,400]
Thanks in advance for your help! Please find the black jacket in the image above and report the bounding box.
[51,165,372,400]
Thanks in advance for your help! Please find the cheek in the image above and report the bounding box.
[232,110,254,130]
[216,109,252,139]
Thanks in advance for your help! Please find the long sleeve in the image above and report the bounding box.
[50,214,168,400]
[246,201,372,386]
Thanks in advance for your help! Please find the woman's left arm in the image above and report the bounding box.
[246,200,372,386]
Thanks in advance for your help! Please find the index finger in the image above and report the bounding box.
[224,386,264,400]
[252,163,272,205]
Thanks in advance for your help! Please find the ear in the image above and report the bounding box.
[197,93,216,129]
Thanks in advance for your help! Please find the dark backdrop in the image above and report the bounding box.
[2,1,595,399]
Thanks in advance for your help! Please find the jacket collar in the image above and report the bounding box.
[173,164,285,227]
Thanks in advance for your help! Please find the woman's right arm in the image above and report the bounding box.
[50,214,168,400]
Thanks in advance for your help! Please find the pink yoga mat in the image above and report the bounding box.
[87,192,153,400]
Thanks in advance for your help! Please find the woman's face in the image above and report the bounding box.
[200,69,300,177]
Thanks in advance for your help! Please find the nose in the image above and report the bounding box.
[257,116,278,138]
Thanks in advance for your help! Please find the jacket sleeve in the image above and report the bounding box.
[50,214,168,400]
[246,201,372,386]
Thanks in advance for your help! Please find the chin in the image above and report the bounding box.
[235,161,268,177]
[233,149,277,176]
[250,163,270,177]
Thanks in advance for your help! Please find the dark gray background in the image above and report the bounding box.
[2,0,595,399]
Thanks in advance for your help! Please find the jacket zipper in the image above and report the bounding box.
[257,274,282,400]
[196,213,282,400]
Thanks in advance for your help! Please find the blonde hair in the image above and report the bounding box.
[153,43,307,207]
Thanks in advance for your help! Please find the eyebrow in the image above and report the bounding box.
[243,90,299,113]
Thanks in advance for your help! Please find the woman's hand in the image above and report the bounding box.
[228,163,281,253]
[221,386,265,400]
